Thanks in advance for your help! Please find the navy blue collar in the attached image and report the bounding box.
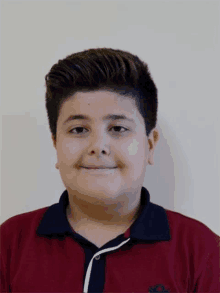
[37,187,171,241]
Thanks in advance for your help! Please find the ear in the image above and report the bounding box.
[147,128,160,165]
[52,134,56,149]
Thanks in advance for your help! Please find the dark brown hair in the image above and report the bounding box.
[45,47,158,142]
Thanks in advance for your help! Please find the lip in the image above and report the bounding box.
[80,167,118,175]
[80,167,117,169]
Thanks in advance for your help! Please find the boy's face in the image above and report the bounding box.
[53,90,159,208]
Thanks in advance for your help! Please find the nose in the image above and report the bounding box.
[87,131,110,157]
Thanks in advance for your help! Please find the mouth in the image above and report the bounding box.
[81,167,117,170]
[80,166,118,175]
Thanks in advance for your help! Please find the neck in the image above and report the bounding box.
[66,193,142,228]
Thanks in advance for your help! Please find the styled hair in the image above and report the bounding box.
[45,47,158,142]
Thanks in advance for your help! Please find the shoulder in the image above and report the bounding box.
[165,208,219,252]
[0,207,49,239]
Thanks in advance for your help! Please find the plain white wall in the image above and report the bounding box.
[1,0,219,235]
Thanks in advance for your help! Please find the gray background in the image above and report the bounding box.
[1,0,219,235]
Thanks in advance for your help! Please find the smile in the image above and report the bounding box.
[80,167,117,175]
[82,167,117,169]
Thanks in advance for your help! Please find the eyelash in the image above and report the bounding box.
[69,126,129,135]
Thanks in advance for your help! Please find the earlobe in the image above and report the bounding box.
[148,155,154,166]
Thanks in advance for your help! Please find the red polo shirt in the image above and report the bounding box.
[1,187,219,292]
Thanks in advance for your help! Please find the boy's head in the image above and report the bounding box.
[44,48,160,212]
[45,48,158,143]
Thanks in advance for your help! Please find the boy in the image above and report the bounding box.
[1,48,219,292]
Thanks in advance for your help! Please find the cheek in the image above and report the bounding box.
[58,140,80,160]
[127,139,140,156]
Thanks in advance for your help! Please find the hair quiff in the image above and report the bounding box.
[45,47,158,142]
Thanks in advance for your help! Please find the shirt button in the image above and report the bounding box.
[95,255,100,260]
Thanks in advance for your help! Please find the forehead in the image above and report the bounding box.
[58,90,144,124]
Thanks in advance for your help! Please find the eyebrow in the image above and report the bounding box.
[63,114,135,125]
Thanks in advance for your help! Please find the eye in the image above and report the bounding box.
[69,126,129,135]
